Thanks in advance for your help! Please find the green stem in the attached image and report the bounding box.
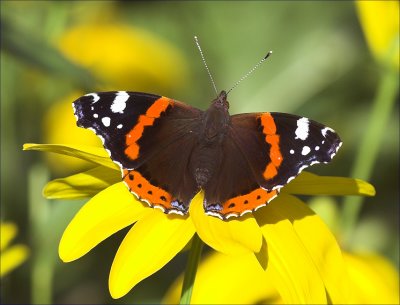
[341,64,399,246]
[180,234,204,305]
[29,164,54,304]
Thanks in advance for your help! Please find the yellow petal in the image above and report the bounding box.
[344,252,400,304]
[0,222,17,251]
[0,244,30,277]
[59,182,148,262]
[282,172,376,196]
[23,143,118,170]
[189,192,263,255]
[255,196,327,304]
[163,251,281,304]
[44,166,120,199]
[109,210,195,299]
[273,194,349,304]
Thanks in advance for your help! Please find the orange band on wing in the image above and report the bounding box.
[221,188,278,216]
[123,169,173,211]
[125,97,171,160]
[263,163,278,179]
[260,113,283,180]
[260,112,277,134]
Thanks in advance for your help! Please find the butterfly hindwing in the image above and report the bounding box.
[202,127,279,219]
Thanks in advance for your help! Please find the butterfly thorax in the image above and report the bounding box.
[201,90,230,142]
[191,91,231,188]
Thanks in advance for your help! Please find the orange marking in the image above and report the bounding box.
[263,163,278,179]
[260,113,283,180]
[260,112,276,134]
[221,188,278,216]
[125,97,171,160]
[266,134,282,167]
[123,169,173,210]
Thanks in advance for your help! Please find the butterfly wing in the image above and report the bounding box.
[232,112,342,189]
[202,128,279,219]
[73,91,202,214]
[203,112,341,219]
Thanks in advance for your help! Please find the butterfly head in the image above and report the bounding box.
[212,90,229,110]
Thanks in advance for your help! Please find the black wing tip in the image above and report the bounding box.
[72,94,99,127]
[324,128,342,160]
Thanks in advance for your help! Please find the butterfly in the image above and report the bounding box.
[73,89,341,219]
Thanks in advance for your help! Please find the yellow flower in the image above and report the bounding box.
[56,23,189,92]
[163,197,399,304]
[0,222,29,277]
[163,250,399,304]
[24,143,375,302]
[356,1,399,68]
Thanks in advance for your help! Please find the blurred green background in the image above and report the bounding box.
[1,1,398,304]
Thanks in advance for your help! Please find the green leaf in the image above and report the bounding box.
[1,17,97,90]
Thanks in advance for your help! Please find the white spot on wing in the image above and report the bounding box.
[117,124,123,129]
[154,205,166,212]
[295,117,309,140]
[85,93,100,103]
[168,209,184,216]
[301,146,311,155]
[206,211,223,219]
[111,91,129,113]
[93,113,98,118]
[102,117,111,127]
[315,146,320,151]
[321,127,334,137]
[290,149,295,154]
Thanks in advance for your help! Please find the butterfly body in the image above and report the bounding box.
[191,91,230,186]
[73,90,341,219]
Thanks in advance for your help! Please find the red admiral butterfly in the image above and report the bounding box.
[73,89,341,219]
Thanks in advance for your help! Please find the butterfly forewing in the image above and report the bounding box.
[73,91,202,214]
[73,91,163,169]
[229,112,342,191]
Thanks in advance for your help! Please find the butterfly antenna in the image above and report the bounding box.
[194,36,218,95]
[226,51,272,95]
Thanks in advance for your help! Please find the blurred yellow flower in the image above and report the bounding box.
[356,1,399,68]
[24,143,375,302]
[56,23,189,92]
[344,252,399,304]
[163,250,399,304]
[0,222,29,277]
